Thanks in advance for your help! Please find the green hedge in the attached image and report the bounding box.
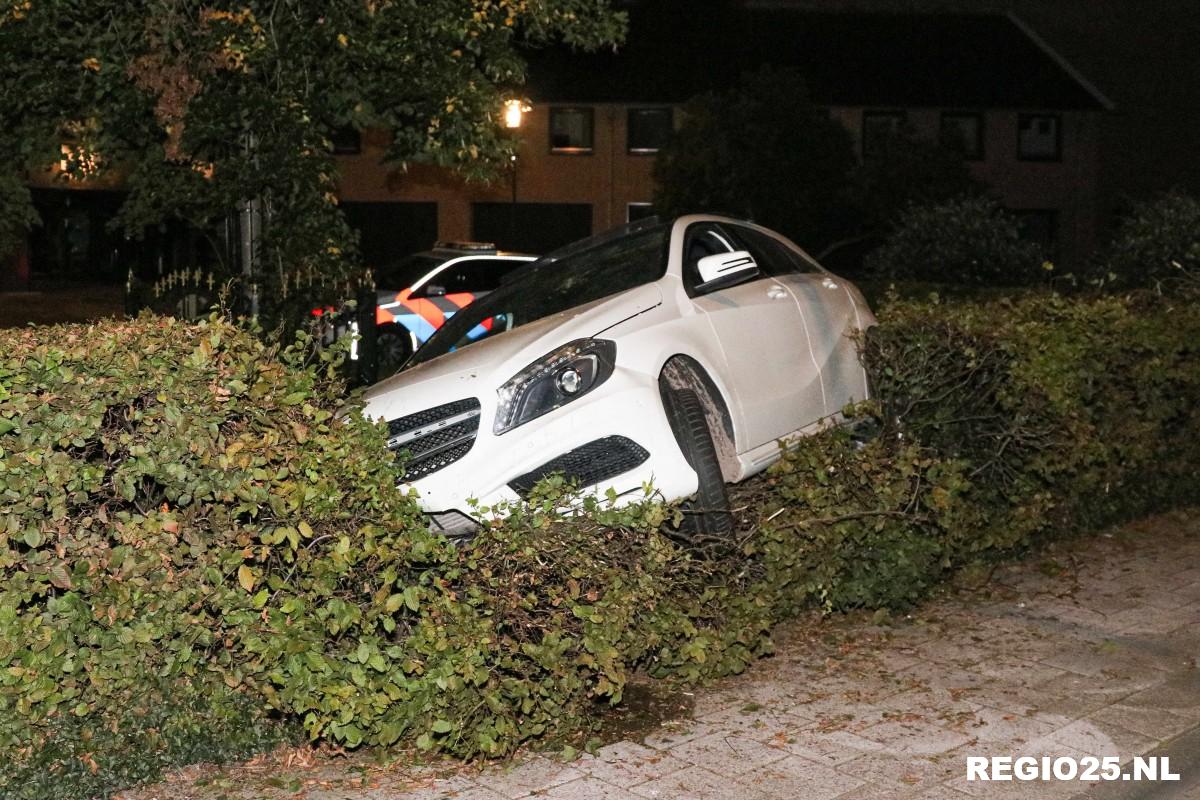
[3,289,1199,798]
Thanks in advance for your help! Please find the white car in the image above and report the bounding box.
[363,215,875,541]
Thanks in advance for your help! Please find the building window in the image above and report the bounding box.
[1017,114,1061,161]
[861,110,905,157]
[331,127,362,155]
[627,107,673,154]
[627,202,655,223]
[940,112,984,161]
[550,107,594,154]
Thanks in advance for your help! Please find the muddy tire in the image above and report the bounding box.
[662,387,734,549]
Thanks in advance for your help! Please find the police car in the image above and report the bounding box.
[372,242,536,374]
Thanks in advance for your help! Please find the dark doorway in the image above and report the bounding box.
[341,201,438,271]
[471,202,593,255]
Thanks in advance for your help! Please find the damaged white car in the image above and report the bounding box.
[362,214,875,541]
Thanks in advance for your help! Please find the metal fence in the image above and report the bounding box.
[124,267,382,388]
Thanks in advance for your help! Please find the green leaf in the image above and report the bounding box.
[237,565,255,592]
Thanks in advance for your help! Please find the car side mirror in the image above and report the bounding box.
[695,250,760,293]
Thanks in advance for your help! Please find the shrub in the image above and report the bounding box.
[863,291,1200,551]
[4,287,1200,798]
[866,195,1046,285]
[1099,189,1200,289]
[0,315,454,795]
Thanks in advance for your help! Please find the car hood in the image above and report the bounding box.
[363,283,663,422]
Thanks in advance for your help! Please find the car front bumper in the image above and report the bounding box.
[396,365,699,519]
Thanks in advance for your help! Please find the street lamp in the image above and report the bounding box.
[503,98,528,129]
[503,99,530,247]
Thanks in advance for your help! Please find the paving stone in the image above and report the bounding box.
[641,720,724,750]
[734,754,864,800]
[1119,670,1200,716]
[914,638,996,669]
[859,718,974,756]
[403,779,509,800]
[911,784,976,799]
[541,776,648,800]
[629,765,768,799]
[471,757,583,799]
[834,751,955,791]
[688,688,743,717]
[964,655,1061,686]
[1086,703,1199,742]
[1033,668,1151,708]
[661,732,786,777]
[768,722,888,767]
[951,705,1059,746]
[583,742,689,788]
[694,702,813,741]
[1037,718,1158,758]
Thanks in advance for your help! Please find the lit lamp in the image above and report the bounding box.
[502,99,530,247]
[503,98,529,129]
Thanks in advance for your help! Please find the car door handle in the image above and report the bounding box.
[767,285,788,299]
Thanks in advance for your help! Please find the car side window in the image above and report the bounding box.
[682,222,747,296]
[417,258,512,297]
[730,225,815,276]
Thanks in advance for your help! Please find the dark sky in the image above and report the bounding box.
[746,0,1200,209]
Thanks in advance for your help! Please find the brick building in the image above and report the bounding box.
[336,7,1112,270]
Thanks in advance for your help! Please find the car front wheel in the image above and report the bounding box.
[662,387,734,550]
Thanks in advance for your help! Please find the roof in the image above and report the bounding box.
[524,8,1112,110]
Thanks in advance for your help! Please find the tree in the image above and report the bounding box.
[865,195,1046,286]
[0,0,625,313]
[652,66,856,249]
[848,125,984,231]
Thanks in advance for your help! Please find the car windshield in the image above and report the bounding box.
[409,221,670,366]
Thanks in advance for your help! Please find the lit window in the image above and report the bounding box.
[627,108,673,154]
[550,107,594,154]
[940,112,985,161]
[1018,114,1061,161]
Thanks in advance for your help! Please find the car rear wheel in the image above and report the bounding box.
[662,387,734,550]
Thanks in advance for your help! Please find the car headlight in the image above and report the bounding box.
[494,339,616,435]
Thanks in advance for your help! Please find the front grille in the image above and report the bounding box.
[387,398,480,481]
[508,436,650,498]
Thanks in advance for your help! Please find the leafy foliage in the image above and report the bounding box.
[0,315,450,794]
[865,195,1047,285]
[864,290,1200,547]
[848,125,984,230]
[0,0,626,299]
[1098,189,1200,289]
[4,287,1200,798]
[652,66,857,247]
